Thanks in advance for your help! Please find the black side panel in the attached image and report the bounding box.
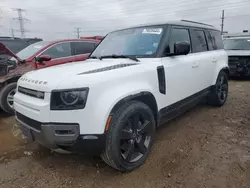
[157,66,166,94]
[158,86,212,125]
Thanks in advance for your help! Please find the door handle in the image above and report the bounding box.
[192,62,199,68]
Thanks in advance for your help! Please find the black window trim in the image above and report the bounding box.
[204,30,214,51]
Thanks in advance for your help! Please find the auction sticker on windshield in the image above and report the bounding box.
[34,45,43,49]
[142,28,163,35]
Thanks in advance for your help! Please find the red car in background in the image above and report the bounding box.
[0,38,101,114]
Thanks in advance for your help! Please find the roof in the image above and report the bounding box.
[115,20,219,32]
[41,38,101,46]
[51,38,100,43]
[224,36,250,40]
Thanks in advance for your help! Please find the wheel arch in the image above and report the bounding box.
[213,66,229,84]
[109,91,159,126]
[6,76,21,84]
[220,67,229,78]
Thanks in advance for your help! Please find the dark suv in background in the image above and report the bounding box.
[0,37,42,62]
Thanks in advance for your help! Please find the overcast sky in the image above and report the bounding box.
[1,0,250,40]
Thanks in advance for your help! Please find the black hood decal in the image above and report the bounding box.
[78,64,136,75]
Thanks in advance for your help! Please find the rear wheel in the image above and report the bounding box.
[208,71,228,106]
[101,101,155,172]
[0,83,17,115]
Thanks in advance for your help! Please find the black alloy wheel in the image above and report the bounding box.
[216,72,228,104]
[101,101,155,172]
[120,112,152,163]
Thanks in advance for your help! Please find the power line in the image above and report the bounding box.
[26,0,250,20]
[12,8,29,38]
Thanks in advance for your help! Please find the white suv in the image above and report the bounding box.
[14,20,229,172]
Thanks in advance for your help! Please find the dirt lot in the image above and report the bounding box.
[0,80,249,188]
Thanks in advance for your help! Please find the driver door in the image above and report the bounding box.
[36,42,74,69]
[161,26,200,107]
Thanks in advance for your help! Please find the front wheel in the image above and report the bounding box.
[101,101,156,172]
[207,71,228,106]
[0,82,17,115]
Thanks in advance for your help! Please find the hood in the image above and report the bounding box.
[227,50,250,56]
[18,59,139,92]
[0,42,22,62]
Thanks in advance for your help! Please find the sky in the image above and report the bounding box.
[1,0,250,40]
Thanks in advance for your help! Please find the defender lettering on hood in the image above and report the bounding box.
[19,77,48,85]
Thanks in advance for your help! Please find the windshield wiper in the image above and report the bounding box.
[88,56,101,60]
[99,54,140,62]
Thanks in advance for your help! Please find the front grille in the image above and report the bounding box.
[228,56,250,66]
[16,112,42,131]
[18,86,45,99]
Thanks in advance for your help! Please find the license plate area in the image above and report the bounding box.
[19,123,34,141]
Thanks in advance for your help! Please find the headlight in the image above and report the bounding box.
[50,88,89,110]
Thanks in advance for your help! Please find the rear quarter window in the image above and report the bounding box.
[209,30,224,50]
[72,42,96,55]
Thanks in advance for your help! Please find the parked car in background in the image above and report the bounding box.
[224,37,250,77]
[0,38,100,114]
[0,37,42,62]
[14,20,228,171]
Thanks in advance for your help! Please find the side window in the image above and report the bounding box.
[40,42,71,59]
[168,28,191,53]
[191,30,208,52]
[209,31,224,50]
[72,42,95,55]
[205,31,213,51]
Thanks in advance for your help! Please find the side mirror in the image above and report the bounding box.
[174,41,190,55]
[36,55,52,63]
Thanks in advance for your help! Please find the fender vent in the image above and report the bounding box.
[157,66,166,94]
[78,64,136,74]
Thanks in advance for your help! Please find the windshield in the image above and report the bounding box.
[15,41,50,59]
[90,27,164,58]
[224,38,250,50]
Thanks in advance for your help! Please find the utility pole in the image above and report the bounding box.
[221,10,225,35]
[12,8,29,38]
[11,28,15,37]
[0,7,3,30]
[76,27,81,38]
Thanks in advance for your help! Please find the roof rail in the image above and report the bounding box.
[181,20,214,27]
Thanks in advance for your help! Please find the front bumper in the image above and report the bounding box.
[16,112,106,155]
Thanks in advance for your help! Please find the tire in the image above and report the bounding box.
[207,71,228,106]
[101,101,156,172]
[0,82,17,115]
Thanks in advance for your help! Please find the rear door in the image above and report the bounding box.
[189,28,213,90]
[71,42,96,62]
[205,30,225,82]
[36,42,74,69]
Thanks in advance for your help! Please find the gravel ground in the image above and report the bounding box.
[0,80,249,188]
